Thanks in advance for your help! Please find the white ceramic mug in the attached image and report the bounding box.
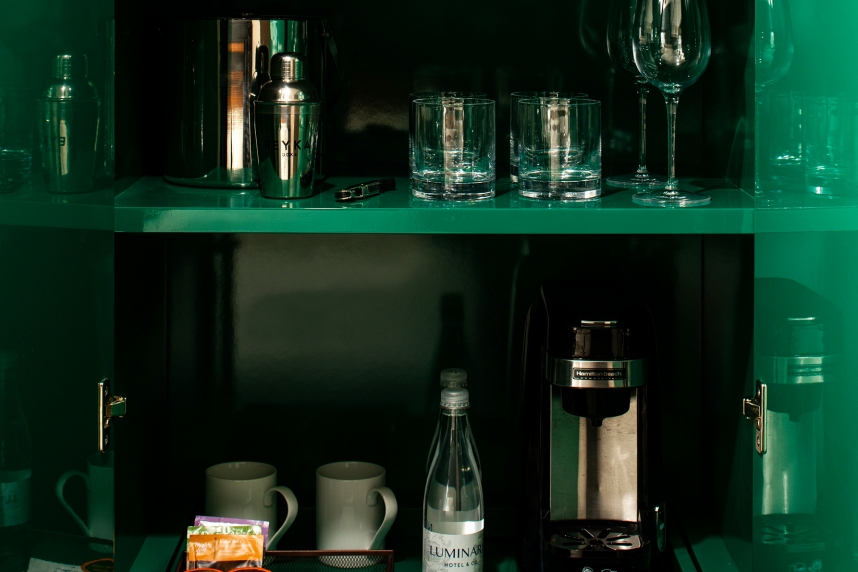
[56,452,114,541]
[205,461,298,549]
[316,461,398,550]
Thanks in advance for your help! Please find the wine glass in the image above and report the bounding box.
[754,0,794,197]
[606,0,666,188]
[632,0,712,206]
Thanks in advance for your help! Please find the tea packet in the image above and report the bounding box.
[187,525,264,571]
[194,516,270,546]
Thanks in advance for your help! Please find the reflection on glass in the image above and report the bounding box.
[0,90,34,193]
[766,92,803,190]
[38,55,100,195]
[0,352,31,570]
[755,0,794,197]
[56,452,114,546]
[755,278,839,572]
[803,96,856,197]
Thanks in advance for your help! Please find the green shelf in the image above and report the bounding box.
[0,179,114,231]
[755,193,858,233]
[114,177,755,234]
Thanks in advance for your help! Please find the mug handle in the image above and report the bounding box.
[55,470,90,536]
[264,486,298,549]
[366,486,398,550]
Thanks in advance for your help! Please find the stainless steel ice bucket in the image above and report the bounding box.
[164,18,311,188]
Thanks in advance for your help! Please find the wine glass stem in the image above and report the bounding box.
[665,94,680,193]
[636,81,649,174]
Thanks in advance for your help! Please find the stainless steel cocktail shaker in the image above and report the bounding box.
[38,54,100,194]
[254,53,320,199]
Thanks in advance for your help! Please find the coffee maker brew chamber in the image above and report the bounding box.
[520,283,665,572]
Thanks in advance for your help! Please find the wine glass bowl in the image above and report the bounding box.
[633,0,711,95]
[631,0,712,206]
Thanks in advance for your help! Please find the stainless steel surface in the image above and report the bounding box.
[548,357,646,388]
[164,19,312,189]
[762,355,835,385]
[39,54,100,194]
[257,53,319,104]
[550,386,640,522]
[547,524,642,555]
[98,379,125,453]
[758,408,820,516]
[580,320,617,327]
[255,52,320,199]
[743,379,768,455]
[654,505,666,552]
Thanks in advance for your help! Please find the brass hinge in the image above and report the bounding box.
[98,379,126,453]
[742,380,767,455]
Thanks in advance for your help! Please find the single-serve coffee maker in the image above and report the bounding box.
[520,283,664,572]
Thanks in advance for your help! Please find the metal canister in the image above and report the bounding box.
[38,54,100,194]
[254,53,320,199]
[164,18,313,189]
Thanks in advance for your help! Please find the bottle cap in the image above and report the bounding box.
[440,368,467,388]
[271,52,306,82]
[441,387,469,409]
[53,54,88,80]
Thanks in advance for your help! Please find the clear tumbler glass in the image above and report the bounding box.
[409,92,485,172]
[518,98,601,200]
[803,96,856,196]
[509,91,587,183]
[411,97,496,201]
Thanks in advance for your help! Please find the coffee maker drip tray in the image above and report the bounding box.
[548,522,643,555]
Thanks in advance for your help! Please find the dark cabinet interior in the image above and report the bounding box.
[114,233,753,570]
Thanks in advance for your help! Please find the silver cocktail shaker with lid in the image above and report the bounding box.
[38,54,100,194]
[254,52,320,199]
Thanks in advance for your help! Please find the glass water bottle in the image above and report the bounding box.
[426,369,481,476]
[423,388,484,572]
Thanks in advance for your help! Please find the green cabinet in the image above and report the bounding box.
[1,0,857,570]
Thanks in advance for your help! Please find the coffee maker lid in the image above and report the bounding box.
[441,388,469,409]
[541,282,651,361]
[440,368,468,387]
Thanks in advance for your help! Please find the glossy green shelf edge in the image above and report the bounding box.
[131,537,702,572]
[8,175,855,234]
[114,176,755,234]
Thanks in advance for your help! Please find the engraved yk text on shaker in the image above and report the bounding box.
[254,52,320,199]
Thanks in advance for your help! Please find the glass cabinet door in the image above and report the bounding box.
[754,0,858,569]
[0,0,115,568]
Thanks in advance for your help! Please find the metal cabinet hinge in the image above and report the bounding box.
[98,379,126,453]
[742,380,767,455]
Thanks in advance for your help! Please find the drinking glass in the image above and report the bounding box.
[0,89,34,192]
[754,0,794,194]
[632,0,712,206]
[803,96,855,197]
[409,92,485,172]
[509,91,586,183]
[606,0,665,188]
[766,91,802,189]
[518,98,601,200]
[411,97,495,201]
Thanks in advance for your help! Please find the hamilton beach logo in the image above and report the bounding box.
[264,139,312,158]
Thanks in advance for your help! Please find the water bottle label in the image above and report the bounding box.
[423,528,484,572]
[0,477,30,526]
